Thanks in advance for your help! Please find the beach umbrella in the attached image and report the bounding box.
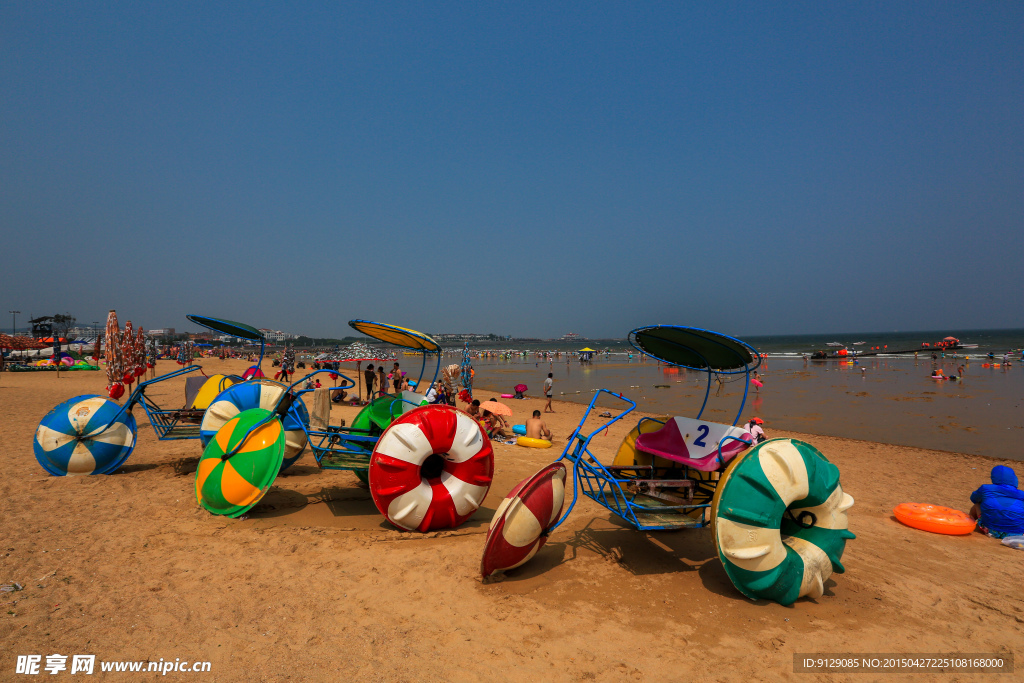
[514,384,528,393]
[480,400,513,417]
[133,328,146,376]
[105,310,124,398]
[52,336,63,376]
[121,321,136,386]
[195,408,285,517]
[334,342,393,401]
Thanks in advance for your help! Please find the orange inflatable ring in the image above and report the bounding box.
[894,503,976,535]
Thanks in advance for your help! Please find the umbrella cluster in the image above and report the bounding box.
[103,310,149,399]
[0,333,48,351]
[176,341,195,366]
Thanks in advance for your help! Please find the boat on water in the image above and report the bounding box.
[811,335,973,359]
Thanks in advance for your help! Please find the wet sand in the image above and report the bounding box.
[1,359,1021,681]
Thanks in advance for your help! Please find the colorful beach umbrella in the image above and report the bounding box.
[480,400,513,417]
[34,394,137,476]
[195,408,284,517]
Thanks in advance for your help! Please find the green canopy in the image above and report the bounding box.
[187,315,264,342]
[628,325,759,373]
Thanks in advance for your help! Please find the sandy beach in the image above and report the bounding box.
[1,358,1021,681]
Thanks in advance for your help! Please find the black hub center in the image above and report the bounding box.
[421,453,446,480]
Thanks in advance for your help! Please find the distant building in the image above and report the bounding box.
[149,328,175,337]
[432,333,507,342]
[68,326,102,341]
[257,328,298,342]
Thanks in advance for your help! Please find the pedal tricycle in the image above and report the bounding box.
[480,324,855,605]
[194,320,495,532]
[33,314,274,476]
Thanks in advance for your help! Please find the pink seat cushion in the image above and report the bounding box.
[635,418,751,472]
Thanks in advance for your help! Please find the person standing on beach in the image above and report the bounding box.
[364,364,376,403]
[543,372,554,413]
[377,365,387,398]
[392,362,402,393]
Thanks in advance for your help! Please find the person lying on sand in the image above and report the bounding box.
[525,410,552,441]
[969,465,1024,539]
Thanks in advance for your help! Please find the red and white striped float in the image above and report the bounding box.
[481,462,567,578]
[369,405,494,532]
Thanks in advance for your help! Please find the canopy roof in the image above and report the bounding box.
[0,334,49,350]
[348,320,440,353]
[316,341,395,363]
[579,347,596,352]
[186,315,264,342]
[628,325,760,374]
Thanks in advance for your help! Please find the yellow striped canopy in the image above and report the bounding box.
[347,320,441,353]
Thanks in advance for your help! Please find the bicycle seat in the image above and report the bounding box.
[634,417,751,472]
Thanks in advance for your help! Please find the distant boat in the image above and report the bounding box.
[826,342,844,347]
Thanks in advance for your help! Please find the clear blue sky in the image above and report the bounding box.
[2,2,1021,339]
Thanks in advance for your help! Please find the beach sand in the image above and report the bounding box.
[1,359,1020,680]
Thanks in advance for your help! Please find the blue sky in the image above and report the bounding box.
[2,2,1021,339]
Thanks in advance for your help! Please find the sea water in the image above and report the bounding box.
[470,351,1022,461]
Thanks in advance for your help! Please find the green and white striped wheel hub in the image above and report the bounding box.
[711,438,855,606]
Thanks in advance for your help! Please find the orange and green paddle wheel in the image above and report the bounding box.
[195,408,285,517]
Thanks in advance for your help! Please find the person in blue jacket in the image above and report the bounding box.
[969,466,1024,538]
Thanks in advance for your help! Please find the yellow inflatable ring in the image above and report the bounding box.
[516,436,552,449]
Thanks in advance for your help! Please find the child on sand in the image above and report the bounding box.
[970,466,1024,538]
